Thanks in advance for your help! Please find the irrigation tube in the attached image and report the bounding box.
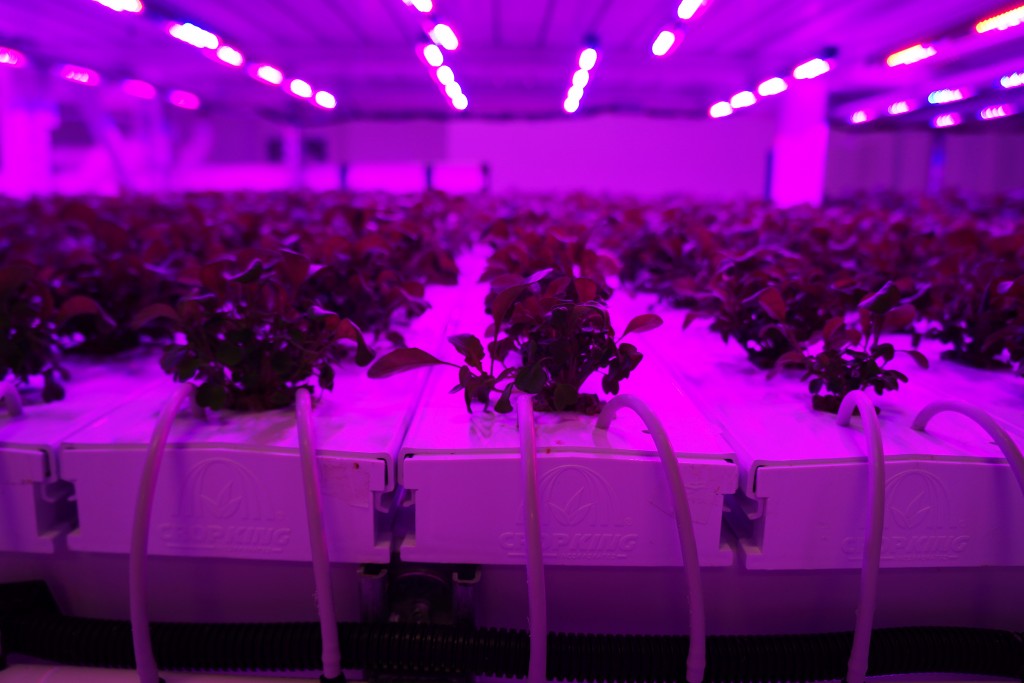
[517,394,547,683]
[595,395,706,683]
[128,383,201,683]
[835,391,886,683]
[0,380,22,418]
[295,388,343,682]
[912,400,1024,499]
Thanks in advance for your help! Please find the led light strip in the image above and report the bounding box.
[403,1,468,110]
[976,3,1024,33]
[86,1,337,110]
[651,0,714,58]
[849,67,1024,125]
[3,43,202,110]
[708,56,829,119]
[563,47,597,114]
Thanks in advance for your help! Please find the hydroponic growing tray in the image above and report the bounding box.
[395,303,739,567]
[0,353,166,553]
[58,293,456,564]
[636,308,1024,571]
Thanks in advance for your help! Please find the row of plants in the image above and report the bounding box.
[3,191,1021,416]
[0,193,462,409]
[609,195,1024,411]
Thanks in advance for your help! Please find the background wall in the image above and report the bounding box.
[5,90,1024,199]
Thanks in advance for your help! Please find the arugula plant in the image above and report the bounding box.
[775,281,928,413]
[368,271,662,415]
[135,250,373,411]
[0,261,108,401]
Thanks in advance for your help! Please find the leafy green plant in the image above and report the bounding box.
[776,281,928,413]
[368,271,662,415]
[0,261,108,401]
[135,250,373,411]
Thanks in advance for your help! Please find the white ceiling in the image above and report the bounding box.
[1,0,1023,122]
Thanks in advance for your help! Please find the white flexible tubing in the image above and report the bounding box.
[517,394,547,683]
[129,383,200,683]
[295,388,343,680]
[912,400,1024,498]
[595,395,705,683]
[1,379,23,417]
[835,391,886,683]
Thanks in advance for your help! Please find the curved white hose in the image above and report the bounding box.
[517,394,547,683]
[595,395,705,683]
[1,379,23,417]
[912,400,1024,498]
[835,391,886,683]
[129,383,199,683]
[295,388,343,680]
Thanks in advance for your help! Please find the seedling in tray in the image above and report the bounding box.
[368,270,662,415]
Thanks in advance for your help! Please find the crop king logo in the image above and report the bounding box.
[842,469,968,561]
[499,465,639,560]
[158,458,292,554]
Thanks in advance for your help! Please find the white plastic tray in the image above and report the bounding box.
[624,299,1024,570]
[0,353,166,553]
[59,290,455,563]
[396,300,738,567]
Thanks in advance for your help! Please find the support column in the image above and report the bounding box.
[770,75,830,208]
[0,66,56,197]
[282,124,304,190]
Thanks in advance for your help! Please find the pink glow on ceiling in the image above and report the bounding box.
[933,113,961,128]
[451,92,468,110]
[927,88,968,104]
[168,89,200,109]
[314,91,337,109]
[677,0,705,20]
[709,101,733,118]
[216,45,244,67]
[288,79,313,98]
[729,91,756,108]
[403,0,433,12]
[429,23,459,50]
[1001,72,1024,88]
[793,58,830,80]
[422,43,444,67]
[757,77,788,96]
[563,97,580,114]
[251,64,284,85]
[59,64,101,86]
[122,79,157,99]
[578,48,598,71]
[886,44,936,67]
[888,100,912,115]
[850,110,869,124]
[652,30,677,57]
[0,47,27,68]
[92,0,143,11]
[167,22,219,50]
[976,4,1024,33]
[980,104,1014,119]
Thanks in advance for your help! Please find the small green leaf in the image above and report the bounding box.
[882,304,916,332]
[494,383,515,413]
[227,259,264,284]
[449,334,485,370]
[318,364,335,391]
[196,381,227,410]
[367,348,453,378]
[898,349,930,369]
[131,303,181,329]
[214,343,245,367]
[552,383,578,412]
[620,313,663,338]
[757,287,787,322]
[515,363,547,394]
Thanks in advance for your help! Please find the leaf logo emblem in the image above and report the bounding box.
[548,487,593,526]
[890,490,931,529]
[201,481,244,519]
